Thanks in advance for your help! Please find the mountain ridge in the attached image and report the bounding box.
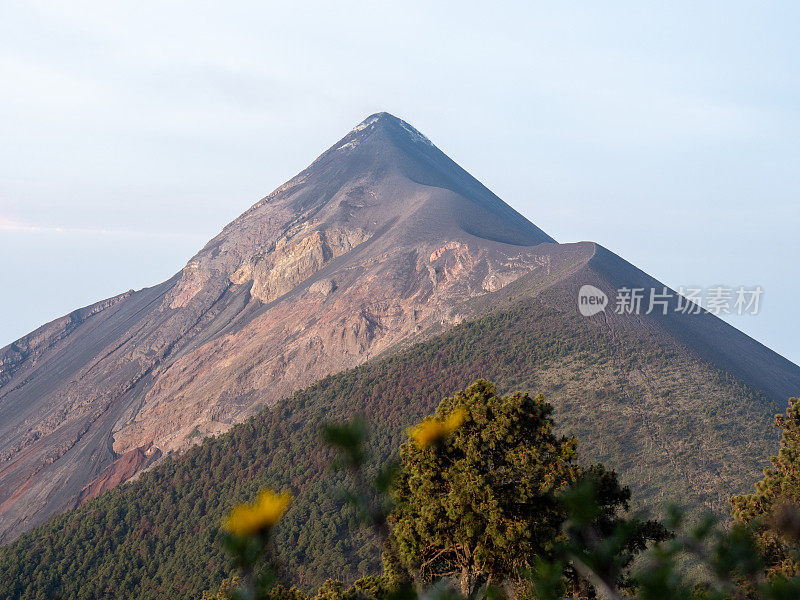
[0,112,798,548]
[0,112,566,544]
[0,280,788,599]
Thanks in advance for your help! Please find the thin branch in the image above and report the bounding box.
[569,555,625,600]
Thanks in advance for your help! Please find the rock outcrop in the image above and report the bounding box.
[0,113,556,543]
[1,112,798,547]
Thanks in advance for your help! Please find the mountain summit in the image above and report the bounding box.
[178,110,554,311]
[0,113,798,545]
[293,111,553,246]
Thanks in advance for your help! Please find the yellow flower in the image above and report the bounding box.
[409,406,467,448]
[444,406,468,431]
[224,489,292,537]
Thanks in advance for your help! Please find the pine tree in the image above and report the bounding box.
[731,397,800,579]
[389,380,581,597]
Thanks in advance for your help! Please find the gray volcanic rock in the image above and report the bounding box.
[0,112,798,545]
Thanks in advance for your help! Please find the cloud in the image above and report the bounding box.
[0,214,200,239]
[0,216,50,232]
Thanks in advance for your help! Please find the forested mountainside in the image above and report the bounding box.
[3,111,797,552]
[0,112,560,544]
[0,295,780,600]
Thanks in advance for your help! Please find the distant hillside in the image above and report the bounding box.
[0,295,783,600]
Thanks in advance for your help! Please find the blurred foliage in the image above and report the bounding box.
[390,381,667,597]
[0,300,780,599]
[527,485,800,600]
[219,385,800,600]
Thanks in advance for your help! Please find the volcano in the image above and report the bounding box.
[1,112,798,545]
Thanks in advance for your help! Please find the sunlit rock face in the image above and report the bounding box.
[0,113,558,543]
[2,111,798,547]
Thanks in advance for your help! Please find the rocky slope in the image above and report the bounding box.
[0,282,794,599]
[1,112,798,546]
[0,113,562,543]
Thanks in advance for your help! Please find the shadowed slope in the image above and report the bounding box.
[0,281,791,599]
[0,112,798,553]
[0,113,557,543]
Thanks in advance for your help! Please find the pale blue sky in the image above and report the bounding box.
[1,1,798,365]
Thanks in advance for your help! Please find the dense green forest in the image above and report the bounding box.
[213,384,800,600]
[0,298,778,600]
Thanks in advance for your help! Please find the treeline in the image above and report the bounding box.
[0,299,778,599]
[209,382,800,600]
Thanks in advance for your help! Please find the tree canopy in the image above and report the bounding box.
[389,380,665,597]
[731,397,800,580]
